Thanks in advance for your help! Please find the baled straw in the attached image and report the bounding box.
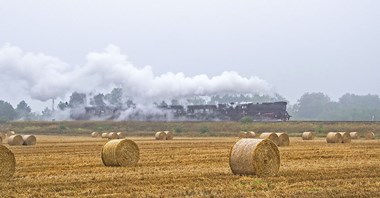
[349,132,359,139]
[101,139,140,166]
[229,138,280,177]
[164,131,174,140]
[8,135,24,146]
[101,132,109,138]
[365,132,375,140]
[108,132,118,140]
[0,145,16,180]
[91,132,100,138]
[276,133,290,146]
[302,132,314,140]
[6,131,15,137]
[155,131,167,140]
[326,132,343,143]
[259,133,280,146]
[246,131,256,138]
[339,132,351,143]
[117,132,126,139]
[0,136,2,144]
[238,131,247,138]
[22,135,37,145]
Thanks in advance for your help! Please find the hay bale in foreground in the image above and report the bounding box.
[101,139,139,167]
[276,133,290,147]
[339,132,351,143]
[22,135,37,145]
[349,132,359,139]
[117,132,126,139]
[91,132,100,138]
[0,145,16,180]
[229,138,280,177]
[238,131,247,138]
[246,131,256,138]
[7,135,24,146]
[155,131,167,140]
[108,132,118,140]
[302,132,314,140]
[101,132,109,138]
[326,132,343,143]
[365,132,375,140]
[259,133,280,146]
[165,131,174,140]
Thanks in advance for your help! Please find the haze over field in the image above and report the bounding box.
[0,1,379,111]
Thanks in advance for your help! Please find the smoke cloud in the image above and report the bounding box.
[0,43,273,106]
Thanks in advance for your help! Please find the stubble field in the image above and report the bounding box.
[1,135,380,198]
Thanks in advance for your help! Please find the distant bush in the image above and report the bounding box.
[240,116,253,124]
[199,126,209,134]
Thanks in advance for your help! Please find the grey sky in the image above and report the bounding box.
[1,0,380,111]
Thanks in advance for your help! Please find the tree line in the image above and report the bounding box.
[1,90,380,122]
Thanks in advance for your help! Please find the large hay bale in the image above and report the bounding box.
[365,132,375,140]
[6,131,15,137]
[165,131,174,140]
[108,132,118,140]
[22,135,37,145]
[8,135,24,146]
[339,132,351,143]
[246,131,256,138]
[238,131,247,138]
[101,139,140,167]
[302,132,314,140]
[91,132,100,138]
[0,145,16,180]
[349,132,359,139]
[155,131,167,140]
[276,133,290,147]
[229,138,280,177]
[326,132,343,143]
[259,133,280,146]
[101,132,109,138]
[117,132,126,139]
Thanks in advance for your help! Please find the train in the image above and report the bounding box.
[71,101,291,121]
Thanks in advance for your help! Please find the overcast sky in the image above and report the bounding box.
[1,0,379,111]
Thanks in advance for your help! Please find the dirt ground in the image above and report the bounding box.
[1,136,380,197]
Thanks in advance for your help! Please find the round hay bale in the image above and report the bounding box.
[117,132,126,139]
[108,132,118,140]
[101,139,140,167]
[365,132,375,140]
[238,131,247,138]
[326,132,343,143]
[349,132,359,139]
[229,138,280,177]
[101,132,109,138]
[91,132,100,138]
[302,132,314,140]
[8,135,24,146]
[155,131,167,140]
[0,145,16,180]
[339,132,351,143]
[276,133,290,146]
[164,131,174,140]
[6,131,15,137]
[246,131,256,138]
[22,135,37,145]
[259,133,280,146]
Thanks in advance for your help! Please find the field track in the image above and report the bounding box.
[1,136,380,197]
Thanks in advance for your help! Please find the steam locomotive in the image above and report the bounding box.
[73,101,291,121]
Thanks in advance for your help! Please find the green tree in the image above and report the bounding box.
[105,88,123,106]
[69,92,87,108]
[0,100,17,121]
[90,93,106,107]
[15,100,32,119]
[293,92,331,120]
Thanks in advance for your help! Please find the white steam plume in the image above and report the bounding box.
[0,43,273,105]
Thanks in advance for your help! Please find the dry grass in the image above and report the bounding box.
[1,135,380,197]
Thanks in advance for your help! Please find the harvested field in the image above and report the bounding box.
[1,135,380,197]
